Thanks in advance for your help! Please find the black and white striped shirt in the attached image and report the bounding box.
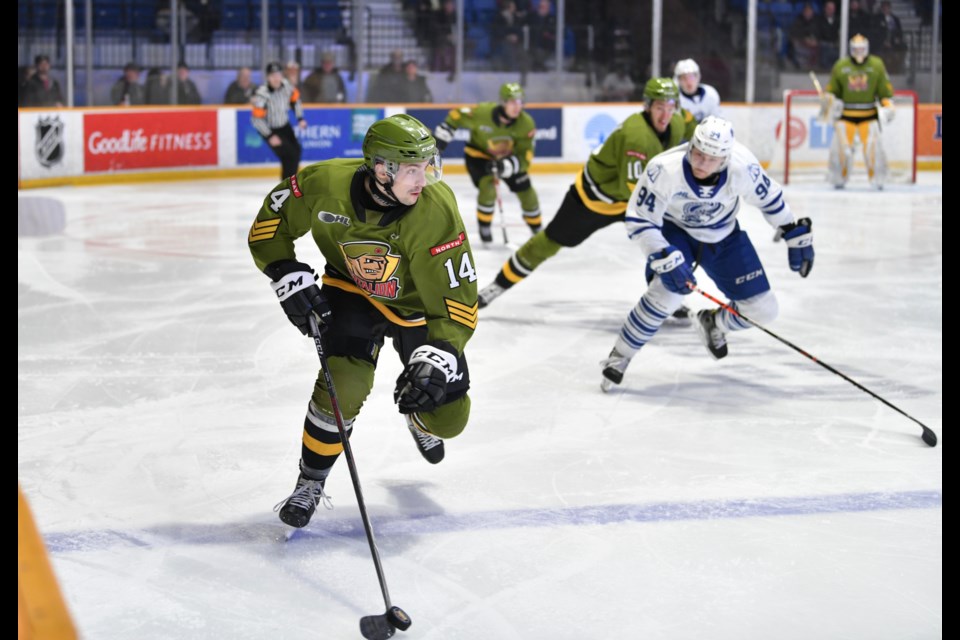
[251,79,304,137]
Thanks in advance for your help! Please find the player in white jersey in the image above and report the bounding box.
[600,116,814,391]
[674,59,722,123]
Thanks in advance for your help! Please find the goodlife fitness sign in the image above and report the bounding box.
[84,110,217,172]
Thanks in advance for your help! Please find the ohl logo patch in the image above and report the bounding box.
[339,240,402,299]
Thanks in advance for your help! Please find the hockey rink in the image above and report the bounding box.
[18,171,942,639]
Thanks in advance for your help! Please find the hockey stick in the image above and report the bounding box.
[687,285,938,447]
[808,70,824,98]
[490,164,510,246]
[306,315,413,639]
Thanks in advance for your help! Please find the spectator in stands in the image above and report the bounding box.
[396,60,433,103]
[110,62,146,106]
[145,68,170,104]
[224,66,255,104]
[18,64,36,107]
[787,3,820,70]
[431,0,457,75]
[527,0,557,72]
[284,60,302,89]
[493,0,527,72]
[22,54,63,107]
[302,52,347,103]
[877,1,906,73]
[599,66,636,102]
[367,50,405,102]
[176,62,202,104]
[817,1,841,70]
[849,0,882,46]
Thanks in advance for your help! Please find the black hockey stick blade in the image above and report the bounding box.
[359,606,411,639]
[359,615,395,640]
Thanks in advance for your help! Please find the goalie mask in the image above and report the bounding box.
[850,34,869,64]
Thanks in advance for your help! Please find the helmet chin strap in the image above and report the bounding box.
[368,168,402,206]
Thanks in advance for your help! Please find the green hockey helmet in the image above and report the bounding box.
[362,114,442,184]
[643,77,680,105]
[499,82,525,103]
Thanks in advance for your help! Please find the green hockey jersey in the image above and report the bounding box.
[442,102,537,171]
[249,159,478,353]
[575,110,693,216]
[826,55,894,119]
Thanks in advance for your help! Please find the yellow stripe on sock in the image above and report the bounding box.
[302,429,344,456]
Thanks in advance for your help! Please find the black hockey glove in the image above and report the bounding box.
[434,122,455,153]
[490,155,520,179]
[780,218,814,277]
[394,343,459,414]
[266,261,332,336]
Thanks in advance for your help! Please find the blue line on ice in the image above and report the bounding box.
[44,489,941,554]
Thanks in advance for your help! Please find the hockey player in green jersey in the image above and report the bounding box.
[821,34,896,189]
[433,82,542,243]
[250,114,479,528]
[477,77,696,307]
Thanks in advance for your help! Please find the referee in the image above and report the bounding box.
[252,61,307,179]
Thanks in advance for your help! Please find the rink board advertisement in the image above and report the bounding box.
[18,110,85,180]
[84,110,218,172]
[406,107,563,158]
[917,104,942,157]
[235,108,383,164]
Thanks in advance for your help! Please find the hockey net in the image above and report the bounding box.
[766,89,917,185]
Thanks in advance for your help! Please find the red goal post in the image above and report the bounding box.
[767,89,918,185]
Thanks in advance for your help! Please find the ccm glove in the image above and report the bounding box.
[394,343,459,414]
[267,261,333,335]
[433,122,455,153]
[491,155,520,179]
[780,218,814,277]
[648,245,696,294]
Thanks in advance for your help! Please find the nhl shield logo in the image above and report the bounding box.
[35,116,64,168]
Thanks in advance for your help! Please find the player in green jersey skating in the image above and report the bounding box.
[477,78,696,308]
[433,82,542,243]
[821,34,896,189]
[250,114,480,528]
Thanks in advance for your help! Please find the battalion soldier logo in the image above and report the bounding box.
[847,74,868,92]
[35,115,64,168]
[339,240,402,299]
[486,136,515,159]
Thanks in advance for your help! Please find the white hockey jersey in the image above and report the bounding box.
[679,84,722,122]
[625,142,794,256]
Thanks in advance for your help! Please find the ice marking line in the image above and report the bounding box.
[44,490,941,554]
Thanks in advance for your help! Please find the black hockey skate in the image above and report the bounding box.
[274,469,332,528]
[406,415,445,464]
[478,281,506,308]
[600,348,632,392]
[695,309,728,360]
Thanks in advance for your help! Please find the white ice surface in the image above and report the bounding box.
[19,171,942,640]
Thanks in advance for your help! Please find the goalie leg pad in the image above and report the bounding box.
[864,120,888,186]
[829,121,853,186]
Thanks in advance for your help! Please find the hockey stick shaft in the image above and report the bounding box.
[808,70,824,98]
[490,165,510,246]
[306,315,396,610]
[688,285,937,447]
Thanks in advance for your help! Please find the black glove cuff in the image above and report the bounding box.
[264,260,315,282]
